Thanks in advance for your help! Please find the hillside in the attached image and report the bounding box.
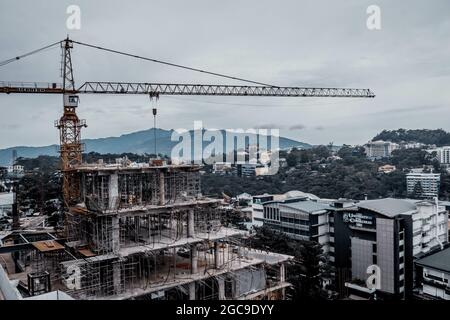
[372,129,450,146]
[0,128,311,166]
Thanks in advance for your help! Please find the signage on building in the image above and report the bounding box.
[343,212,374,228]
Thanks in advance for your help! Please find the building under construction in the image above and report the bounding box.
[0,158,291,300]
[0,37,374,300]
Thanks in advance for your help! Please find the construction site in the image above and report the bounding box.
[0,38,373,300]
[1,157,291,300]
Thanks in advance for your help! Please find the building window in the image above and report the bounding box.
[372,243,377,253]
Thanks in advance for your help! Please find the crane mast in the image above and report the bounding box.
[0,37,375,207]
[55,38,86,206]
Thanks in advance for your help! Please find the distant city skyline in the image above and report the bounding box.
[1,0,450,149]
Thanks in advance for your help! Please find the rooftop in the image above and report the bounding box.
[280,200,330,213]
[406,171,440,176]
[0,192,13,206]
[73,161,200,173]
[416,247,450,273]
[366,140,397,145]
[261,190,321,205]
[284,190,319,201]
[357,198,419,218]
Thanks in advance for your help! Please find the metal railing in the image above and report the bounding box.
[0,81,62,89]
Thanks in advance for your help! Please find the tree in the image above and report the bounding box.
[248,226,293,255]
[410,181,424,199]
[249,227,333,300]
[372,128,450,146]
[291,241,326,299]
[439,172,450,200]
[286,152,297,167]
[391,148,430,169]
[313,145,331,159]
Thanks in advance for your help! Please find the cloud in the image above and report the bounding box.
[253,123,284,129]
[289,124,306,130]
[365,105,447,117]
[5,124,20,130]
[1,0,450,148]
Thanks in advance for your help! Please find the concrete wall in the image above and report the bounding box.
[351,238,374,281]
[0,264,22,300]
[234,268,266,297]
[376,218,396,294]
[423,284,449,299]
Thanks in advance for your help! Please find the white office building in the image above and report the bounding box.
[251,191,319,228]
[432,146,450,165]
[212,162,232,175]
[332,198,448,299]
[262,197,331,252]
[415,247,450,300]
[411,200,448,256]
[364,140,399,159]
[406,172,441,199]
[6,165,24,178]
[251,194,274,227]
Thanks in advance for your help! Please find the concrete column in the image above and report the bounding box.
[217,277,225,300]
[159,170,165,205]
[187,209,195,237]
[280,263,286,282]
[280,263,286,299]
[173,247,177,279]
[80,173,85,201]
[112,216,120,253]
[12,185,19,230]
[188,282,196,300]
[147,215,152,242]
[191,245,198,274]
[109,173,119,210]
[214,242,220,268]
[113,261,121,294]
[134,216,140,243]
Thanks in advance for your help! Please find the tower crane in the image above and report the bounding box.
[0,37,375,206]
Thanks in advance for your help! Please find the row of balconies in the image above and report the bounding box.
[423,278,450,290]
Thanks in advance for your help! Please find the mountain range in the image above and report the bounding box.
[0,128,311,166]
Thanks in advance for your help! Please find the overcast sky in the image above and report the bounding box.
[0,0,449,149]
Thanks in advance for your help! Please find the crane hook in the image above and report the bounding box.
[150,94,159,158]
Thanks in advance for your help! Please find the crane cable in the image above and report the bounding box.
[70,40,277,87]
[0,38,277,87]
[0,40,62,67]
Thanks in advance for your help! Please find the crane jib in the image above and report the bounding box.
[0,82,375,98]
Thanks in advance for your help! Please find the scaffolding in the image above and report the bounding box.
[1,161,292,300]
[78,163,202,213]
